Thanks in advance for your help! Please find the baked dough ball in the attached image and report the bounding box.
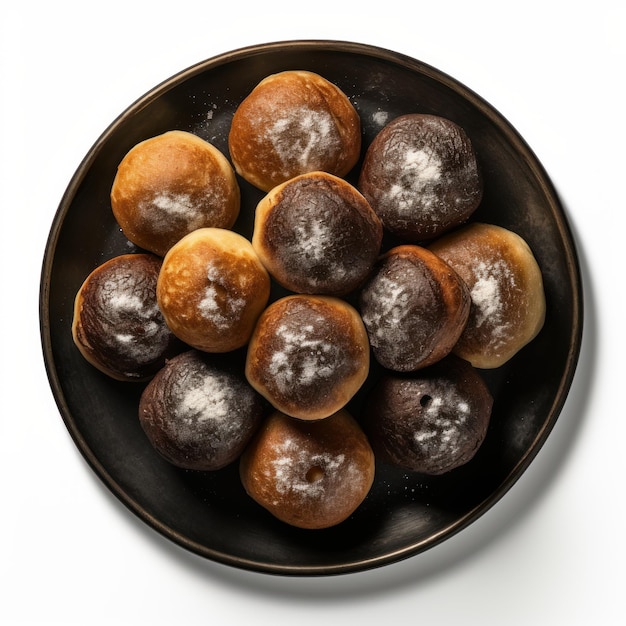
[138,350,266,471]
[359,245,470,372]
[252,171,383,295]
[72,253,181,382]
[429,223,546,368]
[363,356,493,475]
[228,70,361,192]
[245,295,370,420]
[111,130,240,256]
[358,114,482,241]
[240,409,375,529]
[157,228,270,353]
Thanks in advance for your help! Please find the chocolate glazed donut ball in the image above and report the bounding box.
[72,253,182,382]
[363,356,493,475]
[245,295,370,420]
[139,350,266,471]
[252,171,383,296]
[359,245,471,372]
[240,409,375,529]
[228,70,361,192]
[358,114,482,241]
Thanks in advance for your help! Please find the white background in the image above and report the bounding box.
[1,1,623,624]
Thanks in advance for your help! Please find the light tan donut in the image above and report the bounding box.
[156,228,270,353]
[429,222,546,368]
[245,295,370,420]
[111,130,240,256]
[228,70,361,192]
[240,409,375,529]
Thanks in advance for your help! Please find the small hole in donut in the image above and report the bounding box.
[306,466,324,483]
[420,394,433,408]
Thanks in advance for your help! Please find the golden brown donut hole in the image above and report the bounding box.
[156,228,270,353]
[228,70,361,192]
[239,409,375,529]
[111,130,240,256]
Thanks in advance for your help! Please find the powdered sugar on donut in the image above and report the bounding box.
[265,107,341,173]
[294,214,331,264]
[360,273,415,349]
[470,258,517,346]
[359,114,482,241]
[101,277,172,366]
[179,373,232,425]
[267,437,362,504]
[384,146,443,215]
[165,367,254,448]
[197,261,246,328]
[139,351,264,470]
[284,209,355,286]
[140,192,207,233]
[268,320,343,393]
[413,384,474,465]
[360,264,439,365]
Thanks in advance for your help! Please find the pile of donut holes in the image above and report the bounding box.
[71,70,545,529]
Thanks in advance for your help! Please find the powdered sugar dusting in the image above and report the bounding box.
[102,277,171,365]
[470,258,516,345]
[164,367,254,450]
[372,110,389,127]
[360,273,414,349]
[294,217,329,264]
[108,290,146,314]
[265,107,341,172]
[179,374,231,425]
[270,438,344,497]
[268,320,342,393]
[142,192,207,233]
[141,351,264,470]
[414,384,473,463]
[384,146,442,215]
[197,261,246,327]
[283,209,353,286]
[153,192,197,218]
[266,437,361,504]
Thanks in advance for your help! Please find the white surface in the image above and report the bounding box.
[1,1,623,624]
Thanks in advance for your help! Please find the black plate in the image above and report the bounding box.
[39,40,583,576]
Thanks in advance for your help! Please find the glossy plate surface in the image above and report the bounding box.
[40,40,582,575]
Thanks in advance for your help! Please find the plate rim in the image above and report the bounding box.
[39,39,584,576]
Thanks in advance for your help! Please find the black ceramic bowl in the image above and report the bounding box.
[40,40,582,576]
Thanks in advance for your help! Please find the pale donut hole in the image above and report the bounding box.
[111,130,240,257]
[157,228,271,353]
[429,222,546,368]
